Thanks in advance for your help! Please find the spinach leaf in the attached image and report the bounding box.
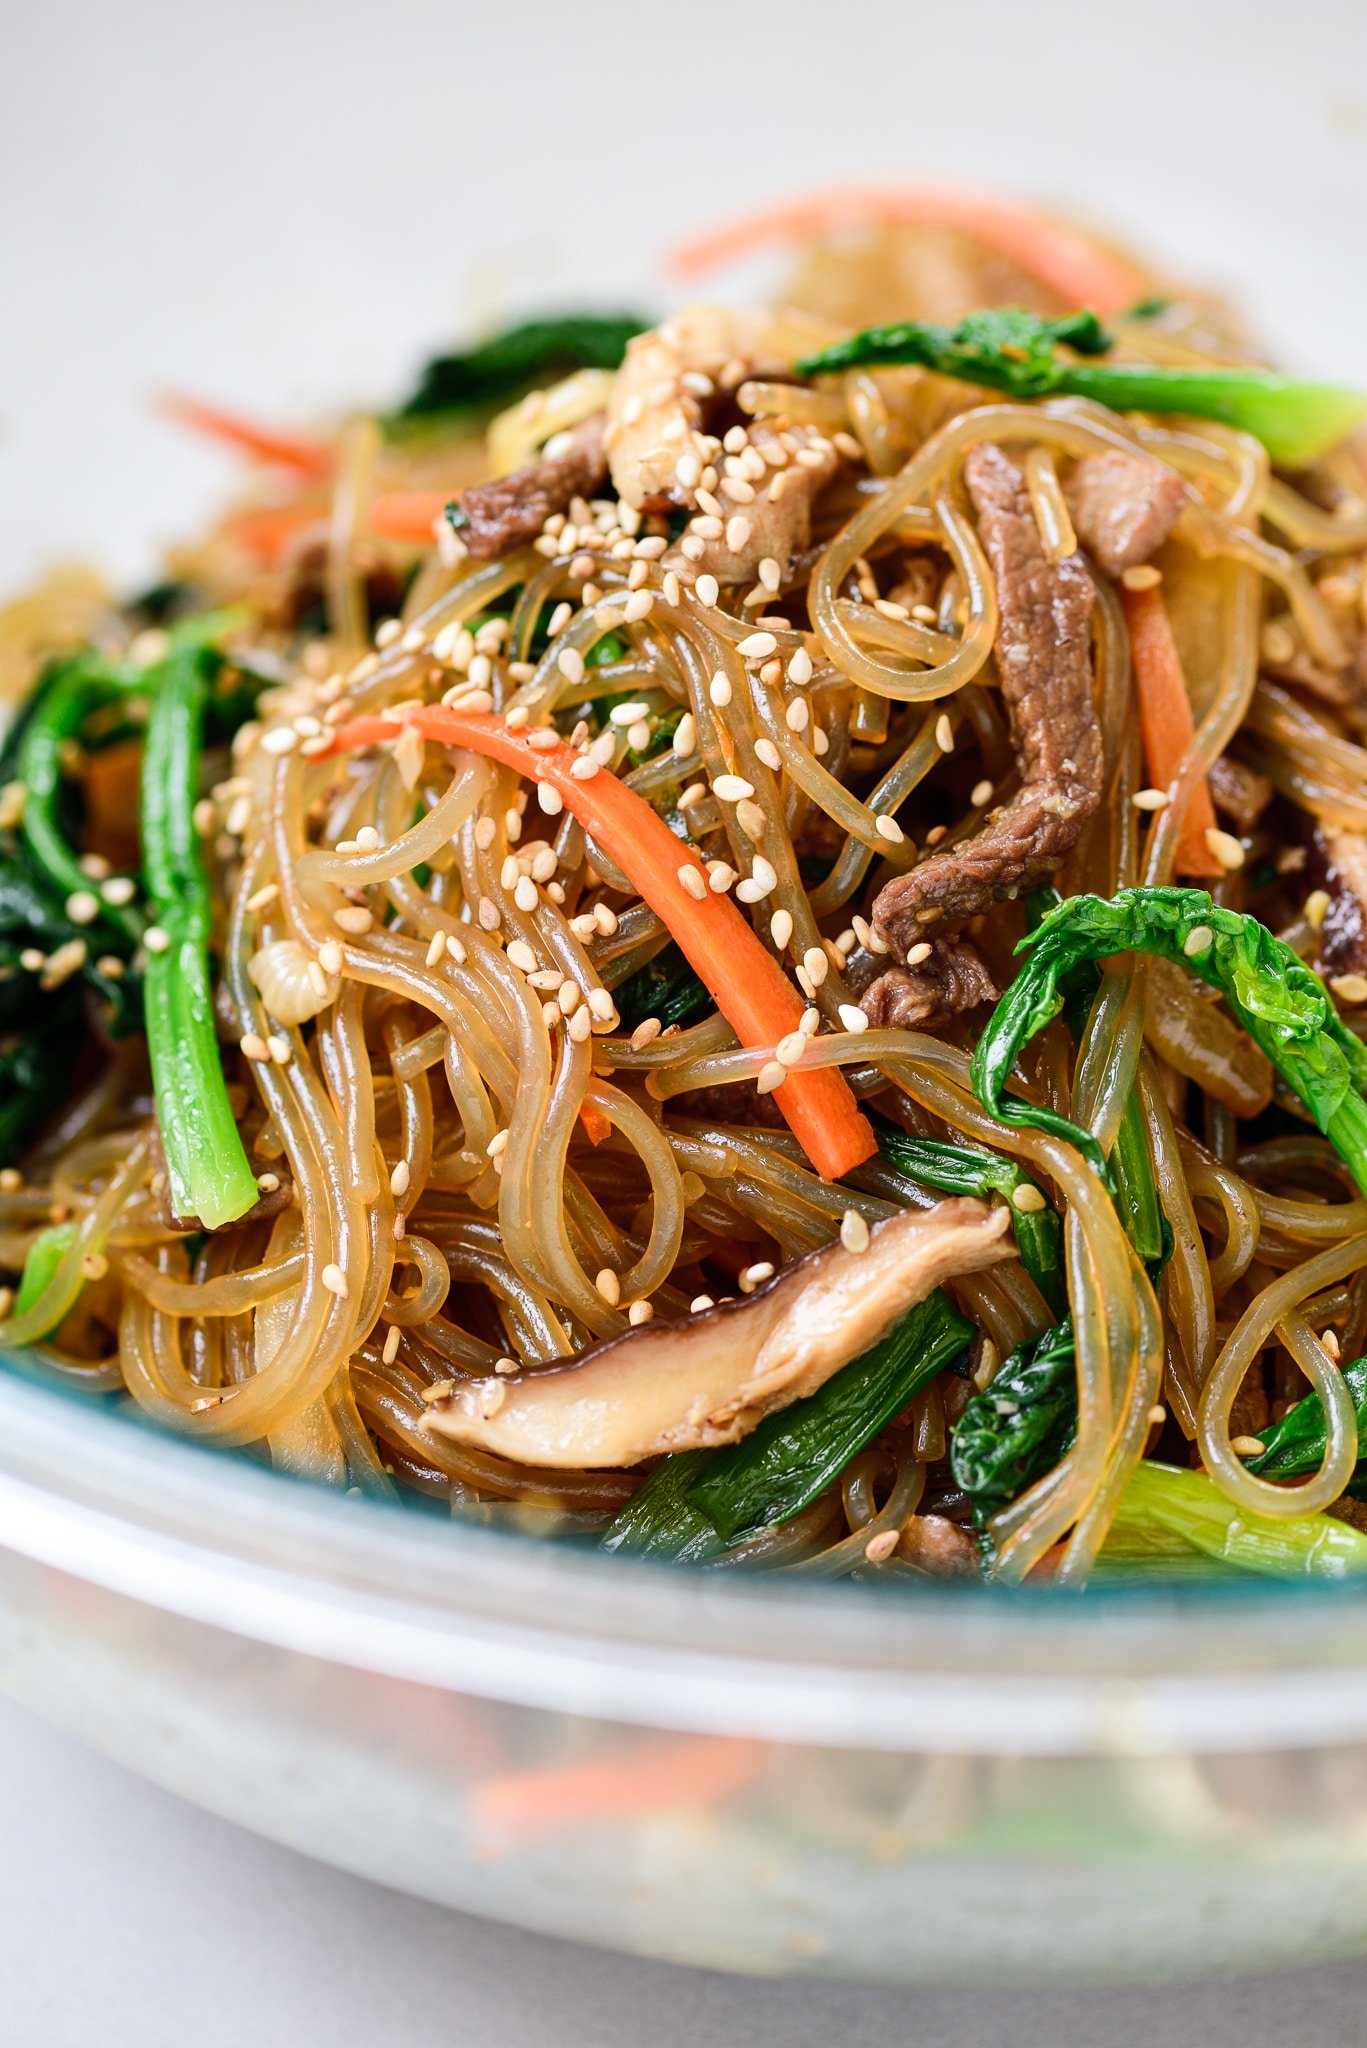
[396,313,649,421]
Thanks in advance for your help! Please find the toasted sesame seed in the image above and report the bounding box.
[334,905,373,935]
[318,940,344,976]
[725,514,752,552]
[477,897,501,931]
[934,714,954,753]
[874,815,904,844]
[266,1034,291,1064]
[623,591,654,623]
[770,908,793,950]
[673,712,697,758]
[707,860,737,893]
[628,1300,655,1326]
[836,1210,870,1258]
[838,1003,869,1034]
[753,738,781,772]
[803,945,828,987]
[787,646,813,687]
[513,876,539,913]
[1304,889,1331,930]
[906,940,934,967]
[738,631,779,661]
[595,1267,621,1306]
[690,1295,716,1314]
[709,671,732,707]
[1324,1328,1342,1361]
[424,930,447,969]
[738,1260,774,1294]
[1230,1434,1266,1458]
[1182,925,1214,958]
[630,1016,662,1050]
[678,863,708,901]
[1132,787,1169,811]
[695,574,720,608]
[101,875,137,907]
[1204,826,1245,871]
[246,883,280,915]
[537,783,565,816]
[240,1031,270,1063]
[506,939,538,974]
[143,925,171,954]
[587,986,615,1023]
[713,773,755,803]
[557,646,586,686]
[863,1528,899,1564]
[1121,564,1163,590]
[260,725,298,756]
[65,889,100,925]
[776,1030,807,1067]
[567,1005,594,1043]
[389,1159,411,1199]
[1012,1183,1047,1214]
[756,1059,788,1095]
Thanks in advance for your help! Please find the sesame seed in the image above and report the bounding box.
[736,798,767,841]
[970,780,994,808]
[246,883,280,915]
[874,815,904,844]
[1132,788,1169,811]
[567,1006,593,1043]
[690,1295,716,1314]
[101,875,137,907]
[266,1034,291,1065]
[1121,564,1163,590]
[758,557,782,593]
[556,646,586,687]
[770,908,793,950]
[803,946,828,987]
[486,1129,509,1158]
[319,940,344,976]
[381,1325,402,1366]
[713,773,755,803]
[587,987,615,1023]
[838,1004,869,1034]
[256,1172,281,1194]
[513,876,538,913]
[527,727,561,752]
[863,1528,899,1564]
[1182,924,1214,957]
[143,925,171,954]
[65,890,100,925]
[595,1267,621,1306]
[678,863,708,902]
[935,714,955,753]
[240,1032,270,1062]
[776,1030,807,1066]
[738,1260,774,1293]
[506,939,538,974]
[726,515,753,552]
[787,646,813,687]
[425,930,447,969]
[754,738,782,772]
[756,1059,788,1095]
[1324,1329,1342,1361]
[537,784,564,816]
[630,1016,662,1050]
[906,940,933,967]
[840,1208,871,1254]
[673,713,697,758]
[334,905,373,935]
[390,1160,411,1199]
[695,574,720,608]
[628,1300,655,1326]
[260,725,298,756]
[709,672,732,707]
[477,1380,507,1419]
[738,631,778,660]
[1230,1434,1266,1458]
[623,591,654,623]
[1304,889,1330,930]
[1204,826,1245,871]
[1012,1184,1047,1214]
[707,860,737,893]
[557,979,581,1015]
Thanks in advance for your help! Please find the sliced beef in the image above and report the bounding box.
[895,1512,981,1577]
[1310,825,1367,977]
[1063,449,1185,578]
[859,938,998,1032]
[1208,754,1273,834]
[452,416,607,559]
[872,443,1102,954]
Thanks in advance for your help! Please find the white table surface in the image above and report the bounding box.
[6,1688,1367,2048]
[5,2,1367,2037]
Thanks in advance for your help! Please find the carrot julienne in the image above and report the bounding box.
[668,184,1144,316]
[325,708,877,1182]
[471,1735,765,1842]
[162,393,334,478]
[1121,583,1223,878]
[368,491,453,543]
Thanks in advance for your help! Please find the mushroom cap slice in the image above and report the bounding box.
[424,1197,1012,1470]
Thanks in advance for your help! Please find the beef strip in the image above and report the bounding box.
[1063,449,1186,578]
[871,443,1102,956]
[859,938,998,1032]
[1309,825,1367,977]
[452,415,607,559]
[1208,754,1273,834]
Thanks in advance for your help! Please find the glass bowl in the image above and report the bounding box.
[5,1354,1367,1982]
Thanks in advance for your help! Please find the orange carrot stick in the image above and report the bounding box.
[472,1735,765,1841]
[326,708,877,1183]
[1121,582,1223,878]
[369,491,453,543]
[577,1100,612,1147]
[218,499,327,560]
[162,393,334,477]
[670,184,1144,316]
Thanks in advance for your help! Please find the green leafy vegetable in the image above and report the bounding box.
[795,307,1366,466]
[950,1319,1077,1523]
[1109,1460,1367,1579]
[603,1288,974,1560]
[396,314,649,422]
[872,1124,1065,1315]
[10,1221,78,1336]
[15,655,142,947]
[613,940,714,1035]
[971,887,1367,1196]
[1246,1356,1367,1498]
[139,643,258,1229]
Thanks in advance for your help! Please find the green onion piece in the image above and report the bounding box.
[872,1125,1065,1315]
[971,887,1367,1197]
[140,645,257,1229]
[16,657,142,945]
[795,307,1366,465]
[8,1221,78,1336]
[1109,1461,1367,1579]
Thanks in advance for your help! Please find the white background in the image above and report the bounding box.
[4,0,1367,2038]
